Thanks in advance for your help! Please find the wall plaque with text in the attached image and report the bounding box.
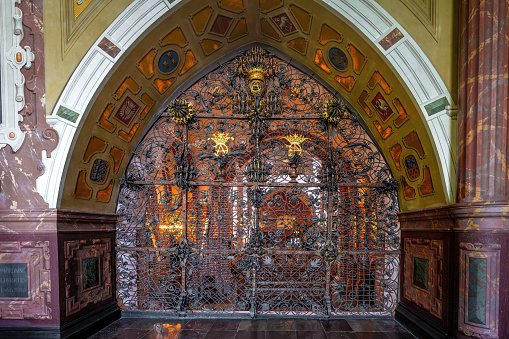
[0,263,29,298]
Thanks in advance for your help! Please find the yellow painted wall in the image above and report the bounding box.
[44,0,135,113]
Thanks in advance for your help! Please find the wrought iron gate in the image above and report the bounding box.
[116,47,400,317]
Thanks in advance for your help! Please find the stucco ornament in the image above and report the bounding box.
[0,0,35,151]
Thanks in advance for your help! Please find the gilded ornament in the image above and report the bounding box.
[316,240,339,267]
[248,67,267,81]
[209,131,234,156]
[236,47,273,79]
[290,86,301,98]
[166,99,194,125]
[280,133,308,157]
[249,80,264,96]
[322,98,348,124]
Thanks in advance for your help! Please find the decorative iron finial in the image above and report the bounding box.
[166,99,193,125]
[322,98,348,124]
[236,47,274,80]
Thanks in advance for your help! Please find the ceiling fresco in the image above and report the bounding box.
[59,0,448,213]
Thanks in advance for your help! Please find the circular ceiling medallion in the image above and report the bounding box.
[328,47,348,71]
[158,50,179,73]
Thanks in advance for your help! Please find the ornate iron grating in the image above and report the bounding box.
[116,47,399,317]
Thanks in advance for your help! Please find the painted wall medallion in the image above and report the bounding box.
[272,13,296,35]
[90,159,110,184]
[211,15,233,35]
[115,97,139,125]
[328,47,348,71]
[158,50,180,73]
[404,155,420,180]
[371,92,393,121]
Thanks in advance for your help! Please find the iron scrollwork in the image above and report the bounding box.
[116,47,400,317]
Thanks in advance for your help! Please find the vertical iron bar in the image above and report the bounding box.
[178,124,188,314]
[325,121,333,316]
[251,116,262,318]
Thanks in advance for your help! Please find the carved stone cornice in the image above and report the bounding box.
[451,201,509,232]
[0,209,116,234]
[398,202,509,232]
[398,205,453,231]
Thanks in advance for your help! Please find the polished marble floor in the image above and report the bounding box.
[87,317,417,339]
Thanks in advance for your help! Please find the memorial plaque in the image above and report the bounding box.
[0,263,29,298]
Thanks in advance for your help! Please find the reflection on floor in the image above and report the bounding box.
[88,317,417,339]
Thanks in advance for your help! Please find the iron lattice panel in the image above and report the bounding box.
[116,47,399,317]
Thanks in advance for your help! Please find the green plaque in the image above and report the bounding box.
[468,257,487,325]
[82,257,100,290]
[413,257,429,290]
[424,97,449,116]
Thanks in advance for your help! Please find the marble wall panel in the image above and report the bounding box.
[457,242,500,338]
[0,233,60,327]
[403,238,443,319]
[454,223,509,338]
[59,235,115,324]
[399,203,509,337]
[398,208,454,334]
[0,209,116,330]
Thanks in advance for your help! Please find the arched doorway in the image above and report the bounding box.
[116,47,399,317]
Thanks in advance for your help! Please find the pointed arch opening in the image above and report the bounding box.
[116,47,399,317]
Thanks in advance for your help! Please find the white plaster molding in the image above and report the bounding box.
[0,0,34,151]
[428,111,457,203]
[43,0,457,207]
[61,49,113,114]
[36,116,77,208]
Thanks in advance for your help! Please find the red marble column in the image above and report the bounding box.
[455,1,509,337]
[457,0,509,202]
